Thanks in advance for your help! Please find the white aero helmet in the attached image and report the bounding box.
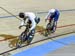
[49,9,56,14]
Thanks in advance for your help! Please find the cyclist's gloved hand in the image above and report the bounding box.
[19,26,22,29]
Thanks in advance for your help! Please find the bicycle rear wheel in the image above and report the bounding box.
[26,35,34,45]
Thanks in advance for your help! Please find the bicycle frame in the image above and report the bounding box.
[16,24,30,48]
[44,18,55,36]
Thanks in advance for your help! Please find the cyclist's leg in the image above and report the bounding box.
[44,21,51,36]
[22,28,30,42]
[24,20,34,44]
[27,29,35,44]
[46,19,53,32]
[48,18,54,30]
[23,20,31,41]
[51,21,57,33]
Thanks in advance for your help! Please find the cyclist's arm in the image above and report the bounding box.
[19,19,26,29]
[20,18,27,25]
[20,21,24,25]
[45,12,51,22]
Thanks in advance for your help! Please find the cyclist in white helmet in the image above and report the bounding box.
[18,12,40,41]
[45,9,60,33]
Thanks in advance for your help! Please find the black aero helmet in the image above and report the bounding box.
[19,12,25,18]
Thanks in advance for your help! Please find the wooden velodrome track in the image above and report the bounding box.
[0,0,75,55]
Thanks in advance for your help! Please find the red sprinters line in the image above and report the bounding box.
[57,24,75,28]
[0,24,75,42]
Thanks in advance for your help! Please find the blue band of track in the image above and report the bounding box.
[13,34,75,56]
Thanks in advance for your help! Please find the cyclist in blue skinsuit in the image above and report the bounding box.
[45,9,60,33]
